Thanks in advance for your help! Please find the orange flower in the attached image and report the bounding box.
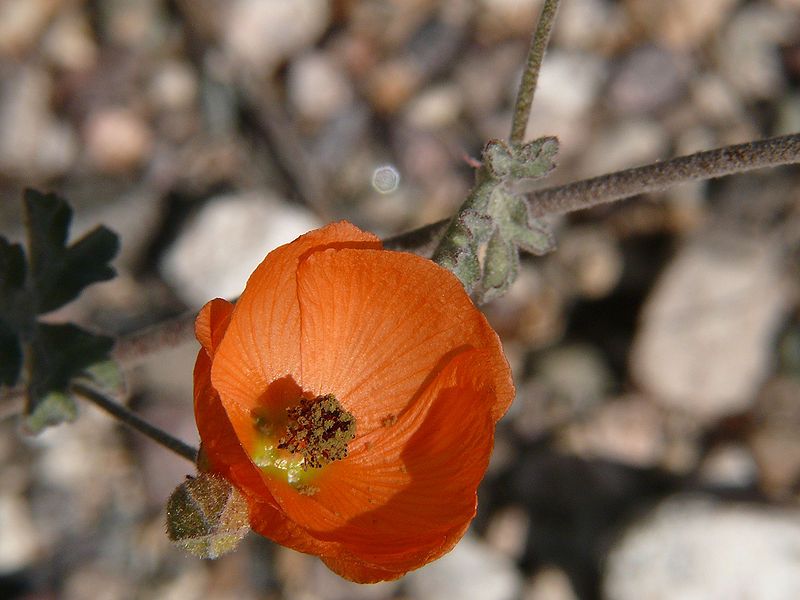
[193,222,514,582]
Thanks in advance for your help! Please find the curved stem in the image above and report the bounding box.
[509,0,561,146]
[72,381,198,463]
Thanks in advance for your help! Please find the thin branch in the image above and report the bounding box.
[72,381,198,463]
[112,310,198,368]
[526,132,800,216]
[385,133,800,253]
[509,0,561,146]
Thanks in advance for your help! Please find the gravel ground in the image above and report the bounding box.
[2,1,800,599]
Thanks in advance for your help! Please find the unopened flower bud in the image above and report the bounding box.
[166,473,249,559]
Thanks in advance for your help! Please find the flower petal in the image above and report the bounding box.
[320,520,470,583]
[195,297,234,355]
[262,349,496,567]
[196,345,331,561]
[194,349,272,502]
[210,222,381,417]
[295,247,514,431]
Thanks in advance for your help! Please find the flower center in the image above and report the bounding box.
[278,394,356,470]
[250,394,356,495]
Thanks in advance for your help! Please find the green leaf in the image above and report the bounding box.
[23,390,78,434]
[24,189,119,314]
[27,323,114,405]
[480,227,519,304]
[0,189,121,431]
[0,319,21,387]
[0,237,26,296]
[23,323,113,433]
[503,193,555,256]
[81,359,126,398]
[0,238,26,385]
[483,137,558,182]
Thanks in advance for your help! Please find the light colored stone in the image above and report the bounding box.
[485,505,530,560]
[557,226,623,299]
[717,5,795,100]
[563,396,666,468]
[524,50,607,158]
[287,52,354,124]
[690,74,746,127]
[627,0,739,50]
[554,0,626,51]
[536,344,612,411]
[524,566,579,600]
[0,0,59,57]
[406,533,523,600]
[160,191,320,307]
[302,558,401,600]
[0,67,78,178]
[698,444,758,489]
[405,84,463,130]
[223,0,331,74]
[607,45,689,115]
[578,119,667,178]
[42,9,97,71]
[0,494,39,573]
[631,232,790,420]
[149,61,198,111]
[83,108,153,174]
[605,496,800,599]
[476,0,542,41]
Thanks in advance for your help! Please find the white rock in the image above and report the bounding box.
[605,496,800,600]
[717,5,795,100]
[287,52,353,124]
[42,9,97,72]
[578,119,667,178]
[83,107,153,174]
[632,232,790,420]
[0,494,39,573]
[406,534,523,600]
[564,396,666,468]
[525,566,579,600]
[0,0,58,57]
[0,66,78,178]
[405,84,463,130]
[554,0,625,50]
[699,444,758,489]
[628,0,738,50]
[523,50,607,157]
[223,0,331,74]
[160,191,320,307]
[149,61,198,111]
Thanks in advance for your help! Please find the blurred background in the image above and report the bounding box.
[2,0,800,598]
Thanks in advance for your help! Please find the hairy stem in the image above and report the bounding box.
[526,132,800,216]
[72,382,198,463]
[112,310,198,368]
[509,0,560,146]
[386,133,800,253]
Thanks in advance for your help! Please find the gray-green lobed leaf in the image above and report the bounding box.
[0,189,120,432]
[432,136,559,303]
